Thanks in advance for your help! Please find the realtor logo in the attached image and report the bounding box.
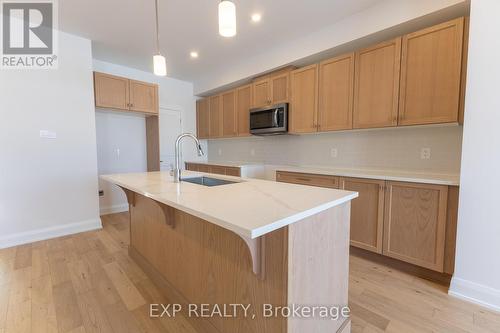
[1,0,58,69]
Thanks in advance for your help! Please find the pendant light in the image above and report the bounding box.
[153,0,167,76]
[218,0,236,37]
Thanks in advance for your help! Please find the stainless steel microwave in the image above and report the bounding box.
[249,103,288,135]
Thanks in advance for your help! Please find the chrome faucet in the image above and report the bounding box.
[173,133,204,183]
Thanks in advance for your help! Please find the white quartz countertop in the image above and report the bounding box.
[274,165,460,186]
[101,171,357,239]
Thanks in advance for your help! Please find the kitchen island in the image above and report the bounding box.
[101,171,357,333]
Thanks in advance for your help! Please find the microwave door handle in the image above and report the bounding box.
[273,110,279,127]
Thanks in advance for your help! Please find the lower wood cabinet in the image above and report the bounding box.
[383,181,448,272]
[276,171,339,189]
[277,170,458,274]
[185,163,241,177]
[340,177,385,254]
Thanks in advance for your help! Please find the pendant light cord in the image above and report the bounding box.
[155,0,160,54]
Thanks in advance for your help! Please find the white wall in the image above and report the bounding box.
[0,32,100,248]
[450,0,500,312]
[208,126,463,175]
[195,0,467,94]
[92,60,204,214]
[95,111,147,214]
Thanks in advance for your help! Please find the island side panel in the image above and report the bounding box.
[129,193,289,333]
[287,202,351,333]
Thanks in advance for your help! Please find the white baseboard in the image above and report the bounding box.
[99,203,129,215]
[449,277,500,313]
[0,218,102,249]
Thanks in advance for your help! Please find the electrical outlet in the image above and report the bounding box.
[250,148,255,156]
[115,148,120,158]
[420,148,431,160]
[330,148,338,158]
[218,148,222,156]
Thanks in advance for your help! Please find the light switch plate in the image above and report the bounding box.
[330,148,338,158]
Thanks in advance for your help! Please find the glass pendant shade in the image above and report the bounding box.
[153,54,167,76]
[218,0,236,37]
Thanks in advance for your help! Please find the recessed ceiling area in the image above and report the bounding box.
[59,0,383,82]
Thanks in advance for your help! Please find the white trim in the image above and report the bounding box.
[0,218,102,249]
[99,203,129,215]
[449,277,500,313]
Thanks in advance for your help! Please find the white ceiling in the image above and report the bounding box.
[59,0,383,83]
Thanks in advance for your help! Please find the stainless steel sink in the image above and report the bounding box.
[181,176,239,187]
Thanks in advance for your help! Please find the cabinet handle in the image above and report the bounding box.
[296,177,312,182]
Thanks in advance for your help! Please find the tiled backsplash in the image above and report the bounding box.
[207,125,463,174]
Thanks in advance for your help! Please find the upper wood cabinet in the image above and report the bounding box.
[196,98,210,139]
[196,17,468,139]
[94,72,129,110]
[270,73,290,104]
[236,84,252,136]
[289,64,319,133]
[252,71,291,108]
[222,90,237,137]
[94,72,158,114]
[252,78,270,108]
[209,95,223,138]
[318,53,355,131]
[399,18,465,126]
[383,181,448,272]
[341,177,385,254]
[129,80,158,114]
[353,38,401,129]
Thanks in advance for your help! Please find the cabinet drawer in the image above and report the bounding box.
[276,171,339,189]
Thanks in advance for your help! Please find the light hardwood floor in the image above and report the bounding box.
[0,212,499,333]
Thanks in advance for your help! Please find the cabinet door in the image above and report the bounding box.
[209,95,223,138]
[353,38,401,129]
[222,90,237,137]
[129,80,158,114]
[209,165,226,175]
[197,164,210,173]
[196,98,210,139]
[341,177,384,254]
[289,64,319,133]
[318,53,355,131]
[252,78,270,107]
[225,167,241,177]
[94,72,129,110]
[383,181,448,272]
[270,73,290,104]
[236,84,252,136]
[399,18,464,126]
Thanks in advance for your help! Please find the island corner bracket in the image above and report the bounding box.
[118,186,135,207]
[152,200,176,228]
[240,234,266,280]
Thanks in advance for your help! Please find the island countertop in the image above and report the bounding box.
[101,171,358,239]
